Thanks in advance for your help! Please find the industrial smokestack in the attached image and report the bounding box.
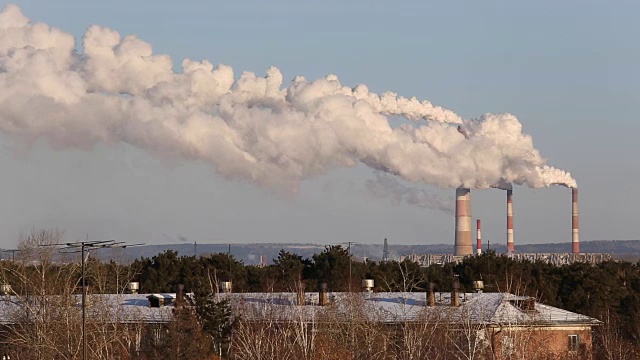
[454,188,473,256]
[507,189,515,254]
[572,188,580,254]
[476,219,482,255]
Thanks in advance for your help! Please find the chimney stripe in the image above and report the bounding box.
[454,187,473,256]
[572,188,580,254]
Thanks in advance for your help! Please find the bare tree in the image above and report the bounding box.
[397,309,447,360]
[0,229,147,360]
[594,310,639,360]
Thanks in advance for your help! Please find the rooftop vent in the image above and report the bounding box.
[147,294,176,308]
[0,284,12,295]
[127,282,139,294]
[361,279,374,293]
[472,280,484,293]
[220,281,232,293]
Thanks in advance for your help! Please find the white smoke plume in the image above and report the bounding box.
[365,172,454,214]
[0,5,577,193]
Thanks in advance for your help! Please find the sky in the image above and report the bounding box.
[0,0,638,249]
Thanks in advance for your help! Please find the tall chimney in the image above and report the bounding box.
[476,219,482,255]
[507,189,515,254]
[572,188,580,254]
[454,188,473,256]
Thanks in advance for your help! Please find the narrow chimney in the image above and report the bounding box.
[318,283,328,306]
[451,280,460,307]
[296,281,306,306]
[427,282,436,306]
[476,219,482,255]
[454,188,473,256]
[173,283,185,308]
[572,188,580,254]
[507,189,515,254]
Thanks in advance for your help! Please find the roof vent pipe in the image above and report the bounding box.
[296,282,306,306]
[173,283,185,308]
[318,283,328,306]
[451,280,460,307]
[427,282,436,306]
[472,280,484,293]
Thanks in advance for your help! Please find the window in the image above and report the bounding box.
[568,334,580,352]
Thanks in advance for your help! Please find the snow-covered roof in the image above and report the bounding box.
[218,292,601,327]
[0,291,600,327]
[0,294,174,325]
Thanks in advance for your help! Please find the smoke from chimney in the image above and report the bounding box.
[454,188,472,256]
[476,219,482,255]
[365,171,454,213]
[507,189,515,254]
[572,188,580,254]
[0,5,577,194]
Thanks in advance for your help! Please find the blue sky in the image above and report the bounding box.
[0,0,638,249]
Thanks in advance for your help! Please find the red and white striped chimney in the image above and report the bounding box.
[507,189,515,254]
[572,188,580,254]
[476,219,482,255]
[454,187,473,256]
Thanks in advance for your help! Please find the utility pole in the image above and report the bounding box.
[345,242,357,292]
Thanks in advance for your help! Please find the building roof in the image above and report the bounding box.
[0,294,174,325]
[0,291,600,327]
[218,291,601,327]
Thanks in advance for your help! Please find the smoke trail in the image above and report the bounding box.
[0,5,576,192]
[365,172,454,214]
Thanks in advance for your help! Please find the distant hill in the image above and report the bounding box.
[78,239,640,265]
